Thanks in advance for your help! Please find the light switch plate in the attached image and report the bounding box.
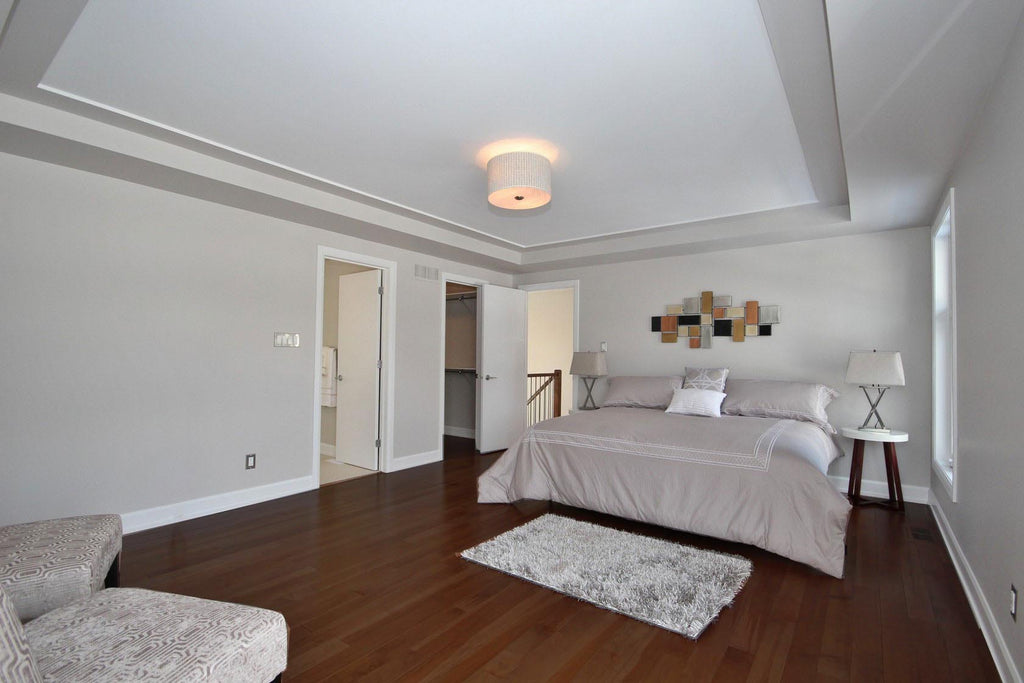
[274,332,300,347]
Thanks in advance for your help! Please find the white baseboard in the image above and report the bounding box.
[444,425,476,439]
[827,475,930,504]
[386,449,442,473]
[320,442,335,458]
[930,498,1021,683]
[122,475,316,534]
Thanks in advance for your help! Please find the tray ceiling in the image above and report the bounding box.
[40,0,826,248]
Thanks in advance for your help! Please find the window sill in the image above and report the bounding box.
[932,458,957,502]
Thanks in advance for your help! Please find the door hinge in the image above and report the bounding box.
[375,438,381,448]
[378,286,383,295]
[376,359,382,369]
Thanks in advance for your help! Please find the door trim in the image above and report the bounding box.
[438,272,489,455]
[314,246,398,479]
[518,280,580,413]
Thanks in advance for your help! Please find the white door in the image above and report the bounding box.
[336,269,382,470]
[476,284,528,453]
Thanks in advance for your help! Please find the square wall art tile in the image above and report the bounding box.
[650,290,780,348]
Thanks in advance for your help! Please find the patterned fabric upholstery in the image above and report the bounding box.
[24,588,288,682]
[683,367,730,392]
[0,516,122,621]
[0,584,42,683]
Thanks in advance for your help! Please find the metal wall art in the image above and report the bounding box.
[650,291,780,348]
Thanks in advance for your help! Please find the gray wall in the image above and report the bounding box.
[517,228,932,489]
[935,13,1024,673]
[0,151,510,526]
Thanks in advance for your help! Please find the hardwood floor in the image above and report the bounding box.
[122,436,999,681]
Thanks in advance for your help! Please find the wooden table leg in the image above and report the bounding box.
[884,441,904,511]
[847,439,864,503]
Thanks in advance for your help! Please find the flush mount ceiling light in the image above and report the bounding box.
[486,151,552,209]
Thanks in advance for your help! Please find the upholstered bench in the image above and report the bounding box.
[1,584,288,682]
[0,515,122,621]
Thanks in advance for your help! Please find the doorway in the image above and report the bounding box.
[522,281,579,422]
[439,275,528,457]
[443,282,478,457]
[314,247,397,484]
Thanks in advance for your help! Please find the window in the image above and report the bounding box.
[932,189,957,501]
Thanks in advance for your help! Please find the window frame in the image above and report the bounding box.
[931,188,958,501]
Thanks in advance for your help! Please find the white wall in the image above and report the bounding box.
[527,288,574,417]
[934,13,1024,677]
[517,228,932,488]
[0,151,511,527]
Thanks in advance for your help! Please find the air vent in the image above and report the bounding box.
[415,264,439,281]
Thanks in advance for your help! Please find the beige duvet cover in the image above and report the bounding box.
[478,407,852,578]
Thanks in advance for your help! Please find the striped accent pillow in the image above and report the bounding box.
[665,388,727,418]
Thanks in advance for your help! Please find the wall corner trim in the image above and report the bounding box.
[930,499,1022,683]
[387,449,443,473]
[826,476,930,505]
[121,475,316,534]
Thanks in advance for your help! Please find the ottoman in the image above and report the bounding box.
[0,515,122,621]
[1,584,288,682]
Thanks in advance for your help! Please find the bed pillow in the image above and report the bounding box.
[665,388,727,418]
[683,367,730,392]
[601,376,683,409]
[721,379,839,432]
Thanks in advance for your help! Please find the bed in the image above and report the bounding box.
[478,393,852,578]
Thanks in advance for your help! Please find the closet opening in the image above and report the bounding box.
[443,282,479,458]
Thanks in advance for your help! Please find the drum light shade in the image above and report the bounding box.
[487,151,552,209]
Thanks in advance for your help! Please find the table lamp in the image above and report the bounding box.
[845,350,905,432]
[570,351,607,410]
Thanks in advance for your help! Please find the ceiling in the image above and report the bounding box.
[1,0,1022,271]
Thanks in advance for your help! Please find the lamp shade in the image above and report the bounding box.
[487,151,551,209]
[845,351,905,386]
[569,351,607,377]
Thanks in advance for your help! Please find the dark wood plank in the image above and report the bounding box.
[120,436,1001,682]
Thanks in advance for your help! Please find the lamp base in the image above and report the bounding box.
[578,376,600,410]
[858,386,891,431]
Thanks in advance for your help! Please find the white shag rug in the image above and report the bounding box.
[461,514,752,638]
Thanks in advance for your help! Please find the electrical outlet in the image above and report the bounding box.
[1011,585,1017,622]
[245,453,256,470]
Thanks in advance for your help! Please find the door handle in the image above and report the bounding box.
[484,374,497,380]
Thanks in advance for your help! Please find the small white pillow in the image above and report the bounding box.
[665,388,727,418]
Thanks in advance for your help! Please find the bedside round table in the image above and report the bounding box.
[840,427,909,511]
